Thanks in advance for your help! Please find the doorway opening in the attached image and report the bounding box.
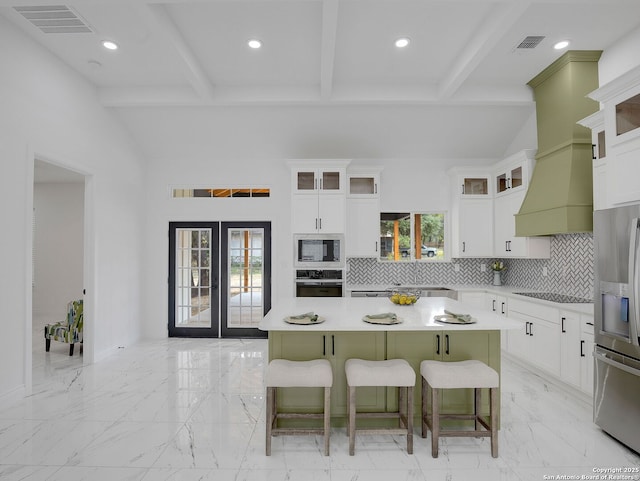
[32,159,87,375]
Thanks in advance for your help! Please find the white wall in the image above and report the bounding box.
[0,16,146,398]
[598,26,640,86]
[33,182,84,319]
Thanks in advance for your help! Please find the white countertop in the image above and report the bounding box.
[259,296,521,332]
[347,284,594,315]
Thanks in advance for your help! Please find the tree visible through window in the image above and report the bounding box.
[379,212,445,261]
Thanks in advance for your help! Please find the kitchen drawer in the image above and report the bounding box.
[582,314,595,336]
[509,298,559,324]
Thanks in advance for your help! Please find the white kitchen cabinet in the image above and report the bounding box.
[291,165,346,195]
[493,150,533,197]
[493,189,550,258]
[579,110,607,210]
[581,66,640,207]
[580,314,595,395]
[458,174,491,197]
[290,160,349,234]
[292,193,345,234]
[347,168,381,198]
[486,293,508,348]
[346,197,379,256]
[507,298,560,376]
[458,199,493,257]
[559,310,582,390]
[485,293,507,317]
[448,167,493,258]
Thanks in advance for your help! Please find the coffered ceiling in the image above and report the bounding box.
[3,0,640,108]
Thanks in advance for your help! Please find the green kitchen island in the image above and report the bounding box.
[259,296,520,426]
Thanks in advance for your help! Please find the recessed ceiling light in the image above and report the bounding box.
[554,40,570,50]
[395,37,410,48]
[248,39,262,49]
[102,40,118,51]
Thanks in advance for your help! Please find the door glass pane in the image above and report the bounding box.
[176,229,212,328]
[511,166,523,189]
[227,228,264,329]
[297,171,316,190]
[462,177,488,195]
[322,171,340,190]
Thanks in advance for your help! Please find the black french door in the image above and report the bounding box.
[168,221,270,338]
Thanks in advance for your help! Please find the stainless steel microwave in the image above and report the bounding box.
[294,234,344,268]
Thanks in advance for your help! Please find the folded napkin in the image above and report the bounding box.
[289,311,318,322]
[365,312,397,320]
[444,310,473,323]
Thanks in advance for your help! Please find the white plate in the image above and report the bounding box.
[362,315,402,325]
[433,314,476,325]
[284,315,325,325]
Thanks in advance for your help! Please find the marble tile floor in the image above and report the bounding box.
[1,335,639,481]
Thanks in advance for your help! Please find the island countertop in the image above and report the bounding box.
[259,296,521,332]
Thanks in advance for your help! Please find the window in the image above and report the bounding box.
[379,212,445,261]
[172,187,270,198]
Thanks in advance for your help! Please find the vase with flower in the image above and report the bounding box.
[491,260,506,286]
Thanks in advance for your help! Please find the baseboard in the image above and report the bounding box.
[501,350,593,408]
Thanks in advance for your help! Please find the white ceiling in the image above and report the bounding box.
[4,0,640,163]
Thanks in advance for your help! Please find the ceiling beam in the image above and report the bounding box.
[438,1,531,100]
[320,0,339,100]
[144,3,216,101]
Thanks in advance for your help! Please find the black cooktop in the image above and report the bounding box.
[514,292,592,304]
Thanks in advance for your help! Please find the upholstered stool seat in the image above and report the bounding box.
[265,359,333,456]
[345,358,415,455]
[420,359,499,458]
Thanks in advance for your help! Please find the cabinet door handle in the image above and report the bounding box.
[586,322,594,326]
[492,299,496,312]
[322,335,326,356]
[530,322,533,337]
[501,302,506,315]
[436,334,440,355]
[445,334,450,355]
[461,184,465,194]
[319,218,322,230]
[525,322,530,336]
[580,340,585,357]
[505,241,509,252]
[374,183,378,194]
[561,317,566,333]
[375,241,378,253]
[315,218,318,230]
[462,241,466,252]
[332,335,335,356]
[319,178,323,190]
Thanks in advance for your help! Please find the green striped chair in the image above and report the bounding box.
[45,299,83,356]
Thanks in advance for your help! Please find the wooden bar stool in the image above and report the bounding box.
[265,359,333,456]
[345,358,415,456]
[420,359,499,458]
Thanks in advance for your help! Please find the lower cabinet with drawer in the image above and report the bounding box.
[507,298,561,377]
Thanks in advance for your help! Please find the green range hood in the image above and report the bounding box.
[515,51,601,237]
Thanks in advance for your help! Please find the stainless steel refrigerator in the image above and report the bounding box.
[593,205,640,453]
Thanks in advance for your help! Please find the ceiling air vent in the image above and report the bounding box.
[516,36,545,49]
[13,5,93,34]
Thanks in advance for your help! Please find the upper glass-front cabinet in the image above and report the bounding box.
[616,92,640,136]
[347,168,382,197]
[496,166,523,194]
[293,168,345,194]
[461,176,489,196]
